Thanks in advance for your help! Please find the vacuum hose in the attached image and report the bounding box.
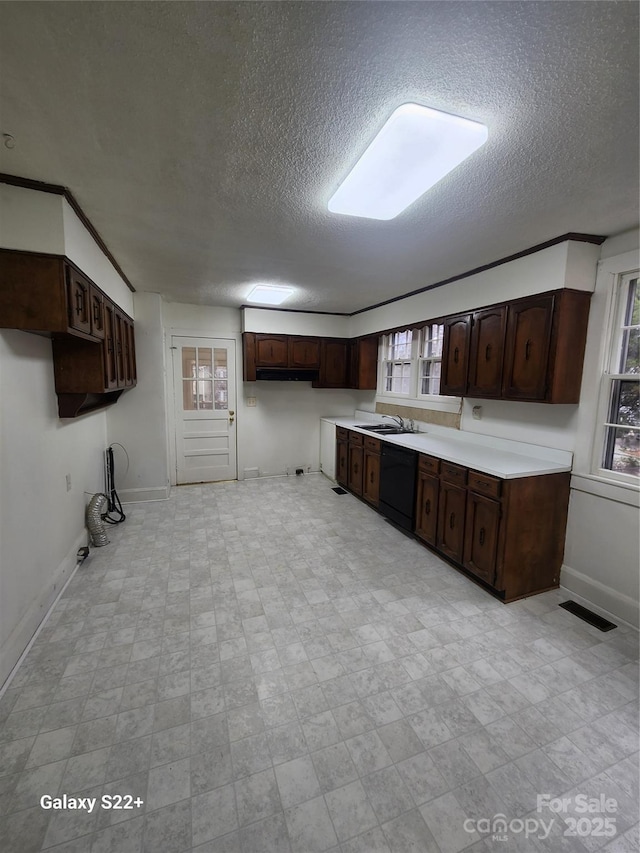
[86,493,110,547]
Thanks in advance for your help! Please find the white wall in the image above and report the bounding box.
[0,330,108,685]
[62,199,134,316]
[243,307,350,337]
[0,183,65,255]
[561,234,640,627]
[107,292,170,502]
[163,301,369,481]
[348,241,600,337]
[0,184,136,686]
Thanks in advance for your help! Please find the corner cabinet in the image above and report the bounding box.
[441,289,591,403]
[0,249,136,417]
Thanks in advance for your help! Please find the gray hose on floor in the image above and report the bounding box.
[86,493,110,546]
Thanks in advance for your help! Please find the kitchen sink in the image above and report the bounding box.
[354,424,413,435]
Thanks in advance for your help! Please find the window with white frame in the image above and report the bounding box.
[599,272,639,480]
[418,322,444,396]
[382,329,414,394]
[380,324,446,397]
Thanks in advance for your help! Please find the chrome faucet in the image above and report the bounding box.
[382,414,406,430]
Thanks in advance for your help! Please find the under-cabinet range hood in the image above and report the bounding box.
[255,368,319,381]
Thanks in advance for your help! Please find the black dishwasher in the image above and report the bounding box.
[379,444,418,531]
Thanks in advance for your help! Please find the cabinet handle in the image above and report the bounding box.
[425,499,431,515]
[75,291,84,316]
[485,343,491,361]
[479,527,486,546]
[449,512,455,529]
[453,346,459,364]
[93,303,100,324]
[117,340,122,355]
[525,339,532,360]
[107,337,113,354]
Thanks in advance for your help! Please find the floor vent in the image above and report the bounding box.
[332,487,347,495]
[559,600,617,632]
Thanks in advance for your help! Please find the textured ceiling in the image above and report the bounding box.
[0,2,638,313]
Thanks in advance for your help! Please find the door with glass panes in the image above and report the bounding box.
[172,337,237,483]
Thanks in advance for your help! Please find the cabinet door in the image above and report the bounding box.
[348,444,364,496]
[255,334,288,367]
[441,314,472,395]
[318,339,348,387]
[122,318,135,386]
[336,439,348,486]
[103,301,119,390]
[289,337,320,368]
[89,286,105,340]
[467,307,506,397]
[114,310,126,387]
[437,481,467,562]
[65,265,92,336]
[415,471,439,545]
[363,450,380,506]
[349,337,378,390]
[463,492,501,585]
[502,295,554,400]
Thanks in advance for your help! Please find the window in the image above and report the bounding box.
[418,323,444,396]
[382,330,414,394]
[599,273,639,480]
[380,324,446,398]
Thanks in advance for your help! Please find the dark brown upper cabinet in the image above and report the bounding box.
[467,306,506,398]
[0,248,136,417]
[254,334,288,367]
[242,332,377,389]
[0,249,102,342]
[348,336,378,390]
[441,289,591,403]
[316,338,349,388]
[502,295,553,401]
[441,314,472,396]
[288,337,321,369]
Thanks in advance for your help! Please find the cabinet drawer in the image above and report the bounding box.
[349,431,364,446]
[440,462,467,486]
[336,427,349,441]
[364,436,381,453]
[468,471,502,499]
[419,454,440,475]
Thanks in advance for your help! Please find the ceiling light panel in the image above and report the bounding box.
[246,284,294,305]
[328,103,488,221]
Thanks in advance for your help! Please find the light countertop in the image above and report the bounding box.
[323,415,573,479]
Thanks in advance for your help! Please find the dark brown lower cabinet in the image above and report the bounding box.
[415,470,439,546]
[336,431,349,487]
[415,452,570,602]
[362,437,381,506]
[348,439,364,496]
[436,481,467,563]
[463,491,501,585]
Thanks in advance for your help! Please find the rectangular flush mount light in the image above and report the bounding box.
[328,103,488,220]
[246,284,294,305]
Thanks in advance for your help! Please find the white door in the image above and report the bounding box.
[172,337,237,484]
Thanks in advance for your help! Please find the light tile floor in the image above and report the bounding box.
[0,475,638,853]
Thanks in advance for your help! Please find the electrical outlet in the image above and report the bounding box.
[65,473,72,491]
[246,396,257,407]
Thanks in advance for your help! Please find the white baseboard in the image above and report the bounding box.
[0,529,88,690]
[119,485,171,503]
[560,563,639,630]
